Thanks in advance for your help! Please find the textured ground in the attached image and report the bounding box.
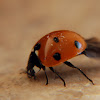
[0,0,100,100]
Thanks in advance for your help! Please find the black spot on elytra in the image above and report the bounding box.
[53,53,61,61]
[34,43,41,51]
[53,37,59,43]
[74,41,81,49]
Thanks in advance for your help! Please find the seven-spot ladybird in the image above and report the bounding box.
[26,30,94,86]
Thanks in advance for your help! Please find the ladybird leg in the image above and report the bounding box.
[42,66,48,85]
[49,67,66,87]
[64,61,94,85]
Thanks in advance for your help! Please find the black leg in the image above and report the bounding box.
[42,66,48,85]
[49,67,66,86]
[64,61,94,85]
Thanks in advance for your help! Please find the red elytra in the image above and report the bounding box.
[34,30,87,67]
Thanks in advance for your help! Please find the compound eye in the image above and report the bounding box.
[74,41,82,49]
[53,53,61,61]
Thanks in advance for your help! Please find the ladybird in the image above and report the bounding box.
[26,30,94,86]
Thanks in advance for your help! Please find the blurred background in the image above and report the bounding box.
[0,0,100,100]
